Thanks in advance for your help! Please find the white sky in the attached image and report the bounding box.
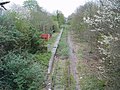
[4,0,89,17]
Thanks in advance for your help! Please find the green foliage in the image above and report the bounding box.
[80,76,105,90]
[23,0,40,11]
[89,1,120,89]
[57,29,69,57]
[68,2,99,43]
[0,0,57,89]
[0,14,44,53]
[52,10,65,28]
[0,52,46,90]
[0,24,23,56]
[62,60,76,90]
[57,41,69,57]
[70,0,120,89]
[35,52,51,67]
[23,0,56,33]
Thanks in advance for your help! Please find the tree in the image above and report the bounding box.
[0,1,54,89]
[23,0,41,11]
[69,1,99,44]
[90,0,120,89]
[52,10,65,28]
[69,0,120,89]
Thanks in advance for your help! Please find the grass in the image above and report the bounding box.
[77,44,105,90]
[80,76,105,90]
[71,31,105,90]
[52,59,65,90]
[35,52,51,67]
[51,26,76,90]
[62,60,76,90]
[51,28,70,89]
[56,28,69,58]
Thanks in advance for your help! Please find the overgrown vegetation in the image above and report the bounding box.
[51,26,76,90]
[69,0,120,90]
[0,52,46,90]
[0,0,65,89]
[56,27,69,58]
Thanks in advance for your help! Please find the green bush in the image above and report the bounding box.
[0,25,23,58]
[0,1,57,89]
[0,13,46,54]
[35,52,51,67]
[0,51,46,90]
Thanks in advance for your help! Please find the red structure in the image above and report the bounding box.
[40,34,51,41]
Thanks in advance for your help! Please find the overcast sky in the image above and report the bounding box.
[4,0,89,17]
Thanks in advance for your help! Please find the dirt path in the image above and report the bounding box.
[68,31,81,90]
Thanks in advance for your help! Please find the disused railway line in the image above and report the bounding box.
[46,29,63,90]
[46,28,80,90]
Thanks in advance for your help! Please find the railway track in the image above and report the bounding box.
[46,28,80,90]
[46,29,64,90]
